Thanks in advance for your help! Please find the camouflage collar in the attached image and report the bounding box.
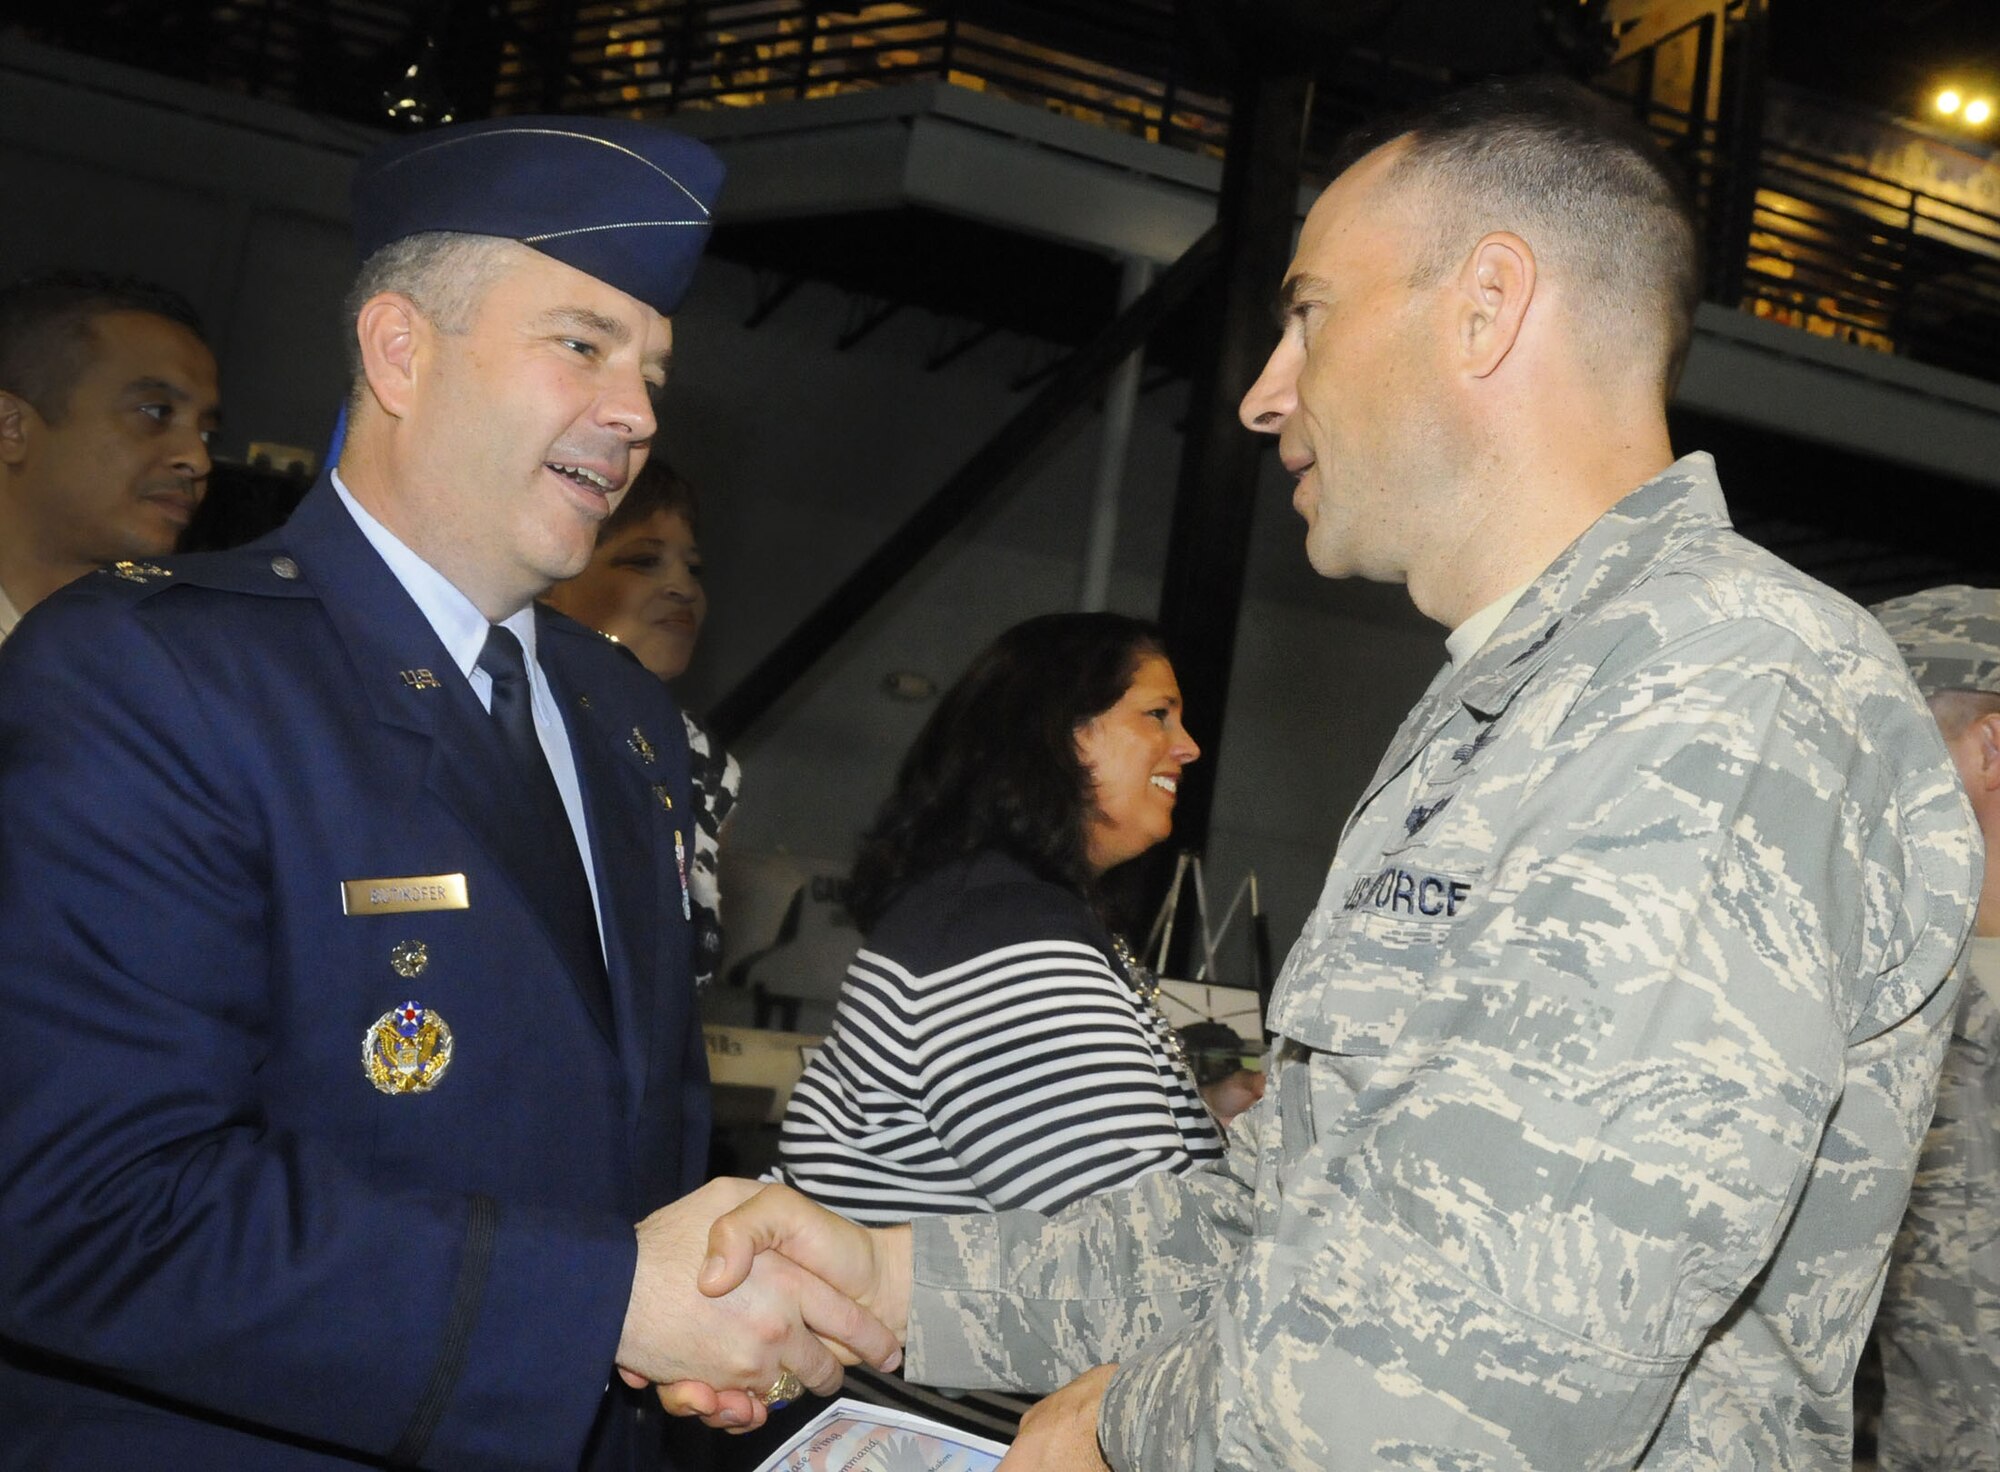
[1344,453,1732,824]
[1452,452,1730,721]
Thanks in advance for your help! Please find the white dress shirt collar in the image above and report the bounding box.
[1446,580,1534,667]
[330,469,538,676]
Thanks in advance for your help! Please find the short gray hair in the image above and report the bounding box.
[342,232,520,406]
[1336,76,1701,400]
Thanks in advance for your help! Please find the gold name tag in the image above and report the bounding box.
[341,874,469,915]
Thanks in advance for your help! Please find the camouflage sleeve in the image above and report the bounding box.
[905,1086,1267,1386]
[1876,978,2000,1470]
[911,618,1968,1470]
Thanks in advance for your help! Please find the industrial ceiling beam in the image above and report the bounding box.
[1145,30,1318,870]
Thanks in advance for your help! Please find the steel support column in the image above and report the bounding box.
[1148,58,1314,862]
[1078,256,1154,612]
[1707,0,1768,311]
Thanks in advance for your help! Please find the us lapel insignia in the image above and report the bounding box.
[111,560,172,583]
[400,669,442,691]
[629,727,656,764]
[362,1001,454,1094]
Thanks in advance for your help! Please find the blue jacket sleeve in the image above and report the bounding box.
[0,594,636,1469]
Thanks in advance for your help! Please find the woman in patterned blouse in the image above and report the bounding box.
[543,456,738,990]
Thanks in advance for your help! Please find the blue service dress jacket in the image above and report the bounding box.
[0,480,710,1470]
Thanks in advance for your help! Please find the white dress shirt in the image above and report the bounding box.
[332,472,606,952]
[1445,579,1533,666]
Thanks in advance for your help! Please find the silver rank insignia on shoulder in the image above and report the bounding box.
[363,1001,453,1094]
[400,669,442,691]
[112,560,172,583]
[629,727,656,763]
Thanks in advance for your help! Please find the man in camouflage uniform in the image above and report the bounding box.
[1871,586,2000,1471]
[675,77,1979,1468]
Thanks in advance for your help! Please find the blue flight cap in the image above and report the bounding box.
[352,116,725,315]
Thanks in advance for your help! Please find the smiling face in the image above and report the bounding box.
[0,310,218,589]
[546,507,706,680]
[377,244,673,620]
[1238,143,1463,584]
[1074,653,1200,875]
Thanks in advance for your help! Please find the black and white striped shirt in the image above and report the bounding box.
[778,851,1224,1224]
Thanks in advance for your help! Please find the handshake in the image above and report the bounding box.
[614,1178,1118,1468]
[613,1178,912,1431]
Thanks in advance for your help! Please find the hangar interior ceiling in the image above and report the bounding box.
[23,0,2000,603]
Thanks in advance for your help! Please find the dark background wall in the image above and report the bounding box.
[0,37,1439,971]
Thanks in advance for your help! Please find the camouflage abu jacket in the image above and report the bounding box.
[1878,935,2000,1471]
[902,453,1979,1470]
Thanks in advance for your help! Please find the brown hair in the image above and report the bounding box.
[1332,74,1701,399]
[601,453,696,538]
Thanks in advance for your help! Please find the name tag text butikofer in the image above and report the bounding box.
[341,874,470,915]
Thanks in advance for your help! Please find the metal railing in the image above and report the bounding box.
[23,0,2000,384]
[492,1,1230,153]
[1737,135,2000,377]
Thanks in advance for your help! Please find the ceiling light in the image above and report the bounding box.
[1937,88,1963,115]
[1967,98,1994,125]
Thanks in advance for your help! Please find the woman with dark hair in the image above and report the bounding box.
[543,456,739,990]
[777,612,1225,1225]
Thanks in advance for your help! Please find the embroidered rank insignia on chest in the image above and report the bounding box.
[111,560,172,583]
[628,727,656,764]
[362,1001,454,1094]
[1452,721,1501,766]
[1404,795,1453,836]
[1506,618,1563,666]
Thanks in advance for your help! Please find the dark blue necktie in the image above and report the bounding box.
[476,625,611,1019]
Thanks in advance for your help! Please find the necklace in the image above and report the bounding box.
[1109,934,1188,1066]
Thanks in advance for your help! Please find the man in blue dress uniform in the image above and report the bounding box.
[0,117,893,1470]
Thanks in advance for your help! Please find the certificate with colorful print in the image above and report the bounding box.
[752,1397,1008,1472]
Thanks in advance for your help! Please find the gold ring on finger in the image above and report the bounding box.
[760,1368,804,1408]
